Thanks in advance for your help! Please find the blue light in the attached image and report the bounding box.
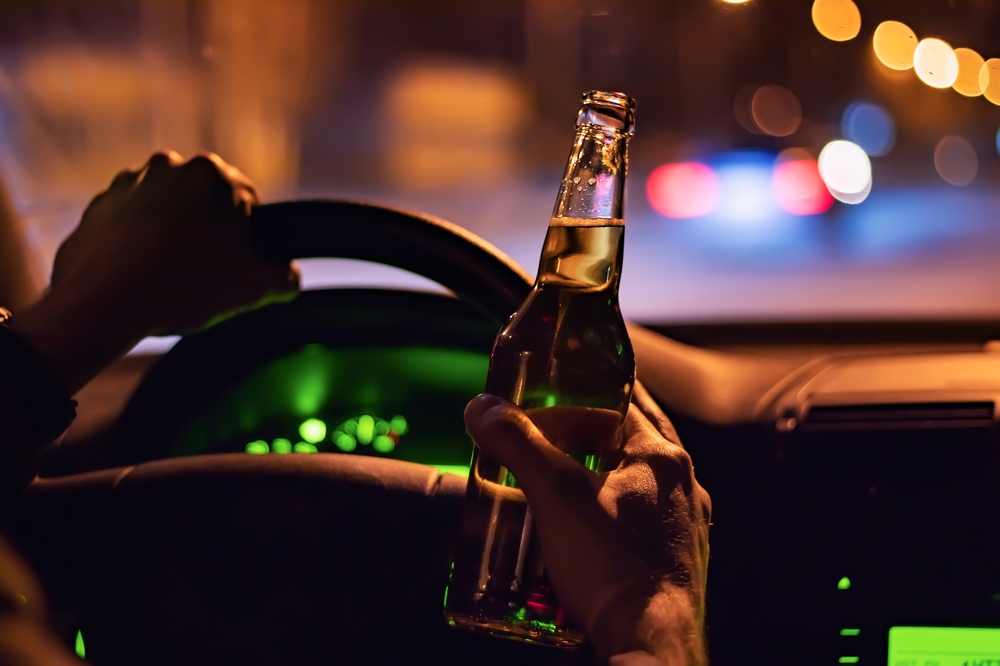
[995,127,1000,155]
[842,102,895,157]
[714,152,780,225]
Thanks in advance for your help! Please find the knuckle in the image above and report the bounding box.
[183,153,225,175]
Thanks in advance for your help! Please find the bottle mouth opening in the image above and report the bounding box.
[577,91,636,134]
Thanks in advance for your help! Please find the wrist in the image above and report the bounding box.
[11,281,151,395]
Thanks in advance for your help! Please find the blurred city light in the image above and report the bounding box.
[980,59,1000,105]
[952,48,986,96]
[733,86,764,135]
[646,163,719,218]
[382,61,527,190]
[934,135,978,186]
[841,102,895,156]
[720,0,751,3]
[773,159,833,215]
[750,85,802,137]
[812,0,861,42]
[996,127,1000,155]
[872,21,917,70]
[715,154,779,223]
[818,140,872,204]
[913,38,959,88]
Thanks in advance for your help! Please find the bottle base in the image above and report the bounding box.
[444,611,585,648]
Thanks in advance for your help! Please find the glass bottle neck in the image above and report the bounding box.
[537,123,629,293]
[552,125,629,220]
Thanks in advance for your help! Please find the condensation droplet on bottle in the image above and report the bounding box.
[588,178,596,186]
[576,186,583,191]
[573,176,581,183]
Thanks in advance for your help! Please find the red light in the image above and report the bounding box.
[772,159,833,215]
[646,162,719,218]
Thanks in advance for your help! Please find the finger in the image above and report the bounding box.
[138,150,184,184]
[183,152,259,206]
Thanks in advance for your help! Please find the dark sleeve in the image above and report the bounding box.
[0,309,77,520]
[0,309,81,662]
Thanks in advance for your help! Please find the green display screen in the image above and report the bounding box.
[888,626,1000,665]
[172,344,488,472]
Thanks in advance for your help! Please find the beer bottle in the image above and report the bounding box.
[444,91,636,647]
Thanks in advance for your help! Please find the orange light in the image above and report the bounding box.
[952,48,985,96]
[980,58,1000,105]
[872,21,917,70]
[647,163,720,219]
[812,0,861,42]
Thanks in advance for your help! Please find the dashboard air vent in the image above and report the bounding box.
[801,402,994,432]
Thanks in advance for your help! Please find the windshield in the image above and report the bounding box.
[1,1,998,324]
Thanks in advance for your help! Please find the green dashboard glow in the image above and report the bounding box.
[174,345,486,475]
[888,626,1000,665]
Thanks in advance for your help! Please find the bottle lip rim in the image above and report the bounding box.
[582,90,636,110]
[577,91,636,134]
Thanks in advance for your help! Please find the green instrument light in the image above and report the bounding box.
[839,628,860,636]
[299,418,327,444]
[357,415,375,445]
[837,576,851,590]
[293,442,318,453]
[390,415,408,435]
[375,419,390,436]
[272,438,292,454]
[334,432,357,452]
[544,394,556,407]
[373,435,395,453]
[245,440,269,454]
[75,630,85,659]
[514,607,527,621]
[432,464,470,477]
[889,626,1000,662]
[837,657,858,664]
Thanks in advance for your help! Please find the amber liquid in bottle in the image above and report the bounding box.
[444,91,636,647]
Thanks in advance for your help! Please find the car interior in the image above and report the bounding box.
[2,2,1000,665]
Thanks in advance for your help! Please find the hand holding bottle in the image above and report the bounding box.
[463,384,711,665]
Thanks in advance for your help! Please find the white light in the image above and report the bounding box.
[818,140,872,204]
[914,38,959,89]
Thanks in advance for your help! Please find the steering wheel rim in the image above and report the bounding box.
[251,199,532,323]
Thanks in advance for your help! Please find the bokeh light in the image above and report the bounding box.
[812,0,861,42]
[980,58,1000,105]
[913,38,959,88]
[818,140,872,204]
[996,127,1000,155]
[952,48,985,96]
[298,418,327,444]
[733,86,764,135]
[750,85,802,137]
[841,102,895,156]
[772,159,833,215]
[934,135,978,186]
[646,163,720,218]
[715,155,779,224]
[872,21,917,70]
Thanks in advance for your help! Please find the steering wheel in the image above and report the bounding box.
[15,201,599,666]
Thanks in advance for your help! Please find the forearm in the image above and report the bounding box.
[637,582,707,666]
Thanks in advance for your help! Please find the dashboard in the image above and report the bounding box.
[25,298,1000,665]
